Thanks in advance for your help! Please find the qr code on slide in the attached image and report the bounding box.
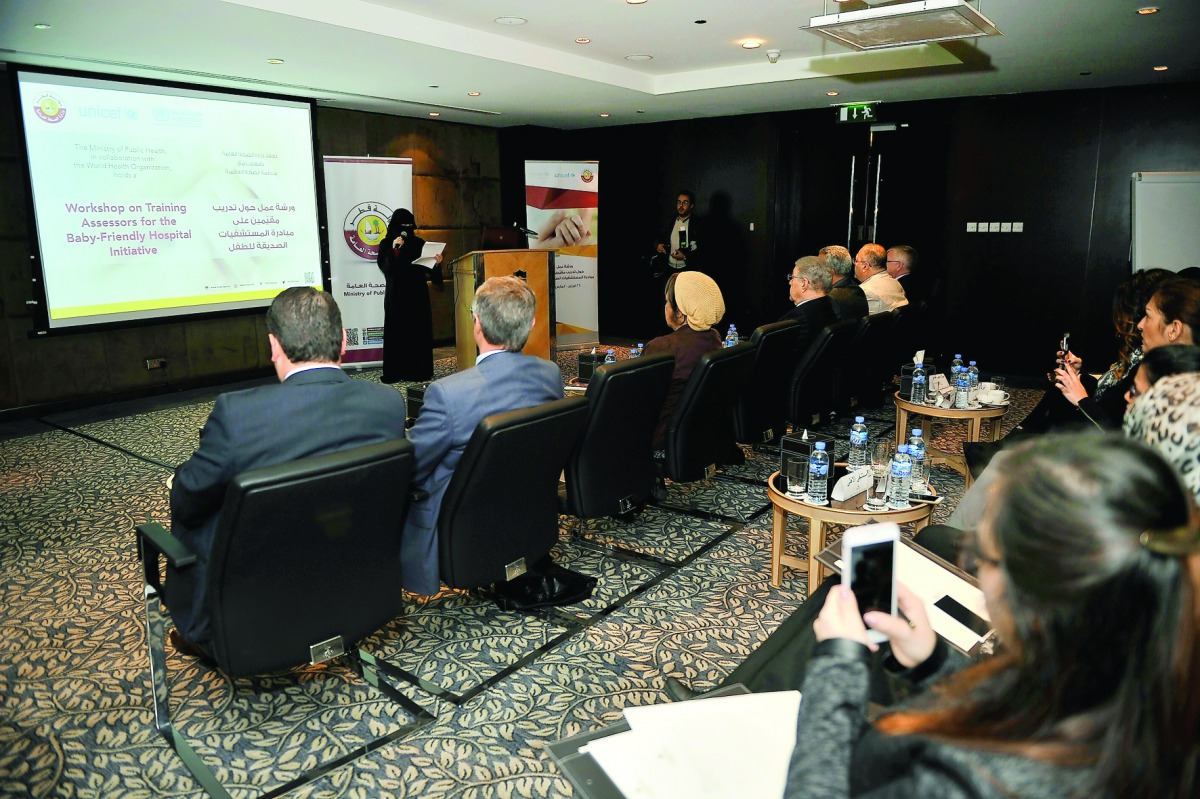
[345,328,360,346]
[304,271,315,284]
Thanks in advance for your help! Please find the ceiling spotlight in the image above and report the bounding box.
[33,23,51,30]
[1153,65,1169,71]
[467,91,480,97]
[494,16,527,25]
[599,113,611,118]
[625,54,653,61]
[1136,7,1159,14]
[766,49,781,63]
[627,0,648,4]
[742,40,762,49]
[575,37,591,44]
[827,90,840,96]
[266,58,284,65]
[429,112,441,117]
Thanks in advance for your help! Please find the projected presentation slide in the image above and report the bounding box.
[17,70,323,329]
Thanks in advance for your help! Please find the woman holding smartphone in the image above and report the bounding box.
[786,433,1200,798]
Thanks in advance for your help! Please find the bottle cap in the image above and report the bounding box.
[814,441,826,450]
[607,348,614,353]
[897,445,908,454]
[955,354,962,358]
[854,416,864,423]
[638,343,644,348]
[969,360,977,365]
[912,429,922,437]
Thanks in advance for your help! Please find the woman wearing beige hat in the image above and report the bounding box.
[643,271,726,450]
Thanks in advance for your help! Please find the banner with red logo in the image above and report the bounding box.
[322,157,412,364]
[524,160,599,349]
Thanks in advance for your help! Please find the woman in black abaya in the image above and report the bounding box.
[376,208,443,382]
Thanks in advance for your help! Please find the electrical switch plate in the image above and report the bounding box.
[1012,222,1024,232]
[966,222,977,232]
[978,221,988,231]
[1000,222,1012,232]
[988,222,1001,232]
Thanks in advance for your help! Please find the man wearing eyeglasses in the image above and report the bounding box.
[855,243,909,315]
[886,244,925,311]
[780,256,837,357]
[654,190,702,273]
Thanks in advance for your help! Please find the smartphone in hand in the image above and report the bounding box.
[844,523,900,644]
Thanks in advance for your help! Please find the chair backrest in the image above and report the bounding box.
[663,342,757,483]
[563,353,675,519]
[439,396,588,589]
[734,321,802,445]
[207,439,416,677]
[847,311,899,408]
[789,318,860,428]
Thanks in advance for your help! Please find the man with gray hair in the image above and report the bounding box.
[855,243,908,315]
[400,276,563,595]
[820,244,868,321]
[780,256,837,358]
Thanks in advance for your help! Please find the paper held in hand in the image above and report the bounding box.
[415,241,446,269]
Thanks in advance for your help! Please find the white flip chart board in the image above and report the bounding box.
[1131,171,1200,273]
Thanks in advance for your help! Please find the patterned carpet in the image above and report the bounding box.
[0,352,1041,799]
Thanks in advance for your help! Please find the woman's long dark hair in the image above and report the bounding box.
[877,433,1200,797]
[1140,344,1200,385]
[1111,269,1171,379]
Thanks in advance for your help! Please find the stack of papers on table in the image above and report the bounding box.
[581,691,801,799]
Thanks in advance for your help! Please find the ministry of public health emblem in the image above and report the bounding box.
[34,93,66,124]
[343,202,391,260]
[580,169,595,184]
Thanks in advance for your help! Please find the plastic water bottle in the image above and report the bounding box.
[604,348,616,364]
[967,361,980,403]
[951,353,964,374]
[887,444,913,509]
[630,343,643,359]
[807,441,830,505]
[954,366,970,409]
[910,361,927,405]
[907,428,927,490]
[726,324,739,348]
[848,416,868,469]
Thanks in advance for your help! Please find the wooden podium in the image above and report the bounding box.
[450,249,556,371]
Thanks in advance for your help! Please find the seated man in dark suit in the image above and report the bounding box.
[780,256,837,359]
[887,244,925,311]
[167,287,408,658]
[820,244,868,321]
[400,276,564,596]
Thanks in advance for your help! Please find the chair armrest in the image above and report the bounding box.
[137,522,198,570]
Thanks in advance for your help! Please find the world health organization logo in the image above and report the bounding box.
[34,93,66,124]
[342,202,391,260]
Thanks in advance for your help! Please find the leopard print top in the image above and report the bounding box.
[1124,372,1200,503]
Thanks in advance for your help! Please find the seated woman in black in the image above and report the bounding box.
[785,433,1200,799]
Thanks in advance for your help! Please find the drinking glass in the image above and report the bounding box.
[785,458,806,499]
[990,375,1007,393]
[867,441,892,510]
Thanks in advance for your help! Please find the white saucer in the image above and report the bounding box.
[981,400,1010,407]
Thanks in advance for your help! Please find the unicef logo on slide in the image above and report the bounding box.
[343,202,391,260]
[33,93,66,124]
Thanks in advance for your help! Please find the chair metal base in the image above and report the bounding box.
[143,585,435,799]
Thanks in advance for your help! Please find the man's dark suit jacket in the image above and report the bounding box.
[656,216,702,272]
[168,367,407,646]
[778,295,837,362]
[400,350,563,595]
[828,275,868,321]
[894,272,925,311]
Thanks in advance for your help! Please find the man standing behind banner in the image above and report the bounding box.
[377,208,444,383]
[654,191,702,275]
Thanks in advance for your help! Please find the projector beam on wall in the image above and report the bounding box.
[805,0,1002,51]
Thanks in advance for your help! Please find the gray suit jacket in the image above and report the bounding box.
[400,351,563,595]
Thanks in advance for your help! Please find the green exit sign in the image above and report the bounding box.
[837,104,879,123]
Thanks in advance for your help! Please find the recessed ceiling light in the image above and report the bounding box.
[494,16,527,25]
[467,91,480,97]
[1079,71,1092,76]
[429,112,441,117]
[625,54,653,61]
[1137,7,1159,14]
[1154,65,1169,71]
[266,58,284,65]
[575,38,591,44]
[695,20,707,25]
[428,85,439,89]
[599,113,611,118]
[827,91,840,96]
[742,40,762,49]
[33,23,51,30]
[627,0,648,5]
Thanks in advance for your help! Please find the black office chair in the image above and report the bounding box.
[439,396,589,590]
[137,439,432,795]
[734,321,802,446]
[561,354,674,520]
[789,318,859,429]
[660,343,756,486]
[846,310,898,410]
